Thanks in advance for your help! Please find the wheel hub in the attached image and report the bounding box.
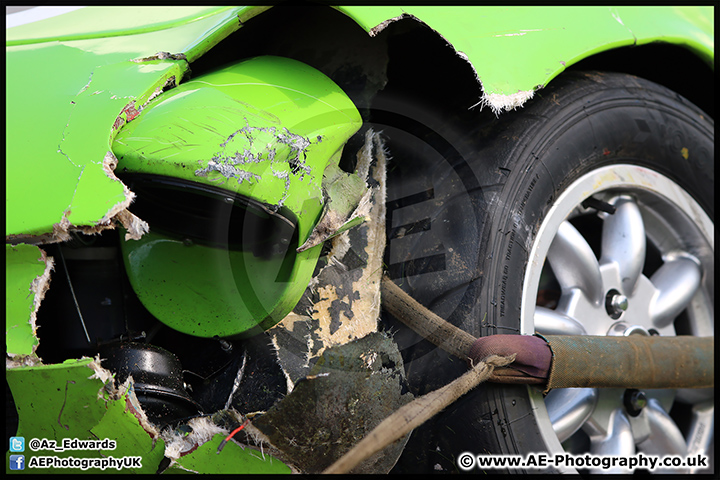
[522,165,713,473]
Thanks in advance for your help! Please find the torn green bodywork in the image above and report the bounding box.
[5,358,163,474]
[6,244,52,357]
[6,358,285,474]
[5,43,185,241]
[6,6,712,239]
[5,5,713,475]
[336,6,713,112]
[5,6,271,241]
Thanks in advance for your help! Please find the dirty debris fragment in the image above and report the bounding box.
[323,353,515,474]
[298,128,383,251]
[271,129,388,387]
[253,332,413,474]
[260,130,402,474]
[131,52,188,63]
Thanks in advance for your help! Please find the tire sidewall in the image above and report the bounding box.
[384,71,713,471]
[476,71,713,459]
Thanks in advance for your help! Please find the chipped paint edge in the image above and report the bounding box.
[368,14,537,115]
[27,249,54,357]
[101,151,150,240]
[367,13,412,37]
[314,129,387,341]
[6,75,178,246]
[6,247,55,364]
[454,50,537,114]
[162,416,229,461]
[12,352,284,472]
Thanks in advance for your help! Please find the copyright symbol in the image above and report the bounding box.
[457,452,475,471]
[29,438,41,451]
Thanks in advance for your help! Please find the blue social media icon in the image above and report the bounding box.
[9,454,25,470]
[10,436,25,452]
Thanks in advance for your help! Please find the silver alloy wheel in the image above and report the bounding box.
[522,165,714,474]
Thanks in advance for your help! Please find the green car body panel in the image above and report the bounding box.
[5,357,290,473]
[338,6,713,109]
[5,5,713,475]
[113,56,362,338]
[5,244,51,356]
[5,5,713,236]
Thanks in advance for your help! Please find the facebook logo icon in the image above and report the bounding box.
[9,454,25,470]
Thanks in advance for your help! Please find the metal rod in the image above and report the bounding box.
[224,349,247,410]
[381,275,714,389]
[58,246,92,344]
[544,334,713,390]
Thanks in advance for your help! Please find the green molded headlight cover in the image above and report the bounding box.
[112,56,361,338]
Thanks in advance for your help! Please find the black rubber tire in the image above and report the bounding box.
[378,71,713,473]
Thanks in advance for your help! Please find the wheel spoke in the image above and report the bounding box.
[534,307,586,335]
[589,409,634,473]
[650,255,702,328]
[637,399,688,457]
[547,221,603,306]
[635,399,690,472]
[546,388,598,443]
[600,196,645,295]
[674,387,714,405]
[686,401,714,473]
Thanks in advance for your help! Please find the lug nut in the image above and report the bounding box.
[605,290,628,319]
[624,389,647,417]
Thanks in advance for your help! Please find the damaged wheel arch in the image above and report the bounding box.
[111,55,364,338]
